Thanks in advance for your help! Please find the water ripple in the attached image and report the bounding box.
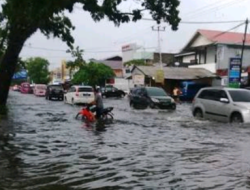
[1,92,250,189]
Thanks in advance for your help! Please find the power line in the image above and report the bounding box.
[211,22,245,39]
[184,0,240,19]
[187,0,249,20]
[21,44,157,53]
[141,18,245,24]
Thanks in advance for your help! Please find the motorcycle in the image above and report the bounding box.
[75,104,114,122]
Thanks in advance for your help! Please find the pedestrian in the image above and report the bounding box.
[173,86,182,104]
[92,88,104,120]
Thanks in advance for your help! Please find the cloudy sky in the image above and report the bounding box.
[19,0,250,70]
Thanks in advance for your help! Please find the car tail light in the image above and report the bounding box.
[192,98,195,103]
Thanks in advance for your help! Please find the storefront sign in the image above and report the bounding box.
[155,69,164,84]
[228,57,241,88]
[133,74,145,85]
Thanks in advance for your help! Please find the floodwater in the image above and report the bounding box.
[1,92,250,190]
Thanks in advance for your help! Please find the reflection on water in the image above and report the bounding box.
[1,92,250,189]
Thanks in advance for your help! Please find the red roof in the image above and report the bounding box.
[198,29,250,45]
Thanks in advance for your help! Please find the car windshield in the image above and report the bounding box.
[146,87,167,97]
[228,90,250,102]
[51,86,63,90]
[78,87,93,92]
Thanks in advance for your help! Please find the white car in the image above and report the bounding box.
[192,87,250,123]
[64,85,95,105]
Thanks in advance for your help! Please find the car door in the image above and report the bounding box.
[212,90,231,122]
[198,90,218,120]
[66,87,73,102]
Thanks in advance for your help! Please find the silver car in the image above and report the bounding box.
[192,87,250,123]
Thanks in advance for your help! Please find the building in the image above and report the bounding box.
[175,29,250,77]
[130,65,216,94]
[90,55,123,78]
[50,60,71,84]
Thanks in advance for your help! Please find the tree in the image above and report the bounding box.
[26,57,50,84]
[0,0,181,108]
[72,62,115,86]
[124,59,152,67]
[66,46,85,79]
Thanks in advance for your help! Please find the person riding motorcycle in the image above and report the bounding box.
[91,88,104,119]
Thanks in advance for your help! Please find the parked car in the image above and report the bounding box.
[12,85,19,91]
[45,84,64,100]
[179,81,210,101]
[20,82,32,94]
[129,86,176,110]
[33,84,47,96]
[192,87,250,123]
[101,86,126,98]
[64,85,95,105]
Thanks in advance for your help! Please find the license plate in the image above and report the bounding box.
[83,94,90,96]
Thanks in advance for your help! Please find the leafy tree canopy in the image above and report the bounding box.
[0,0,181,106]
[66,46,85,79]
[25,57,50,84]
[72,62,115,86]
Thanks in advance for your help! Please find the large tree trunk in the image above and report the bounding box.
[0,28,34,107]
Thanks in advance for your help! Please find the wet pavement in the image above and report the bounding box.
[1,91,250,189]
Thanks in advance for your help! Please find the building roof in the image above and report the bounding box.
[95,60,123,70]
[132,66,216,80]
[198,29,250,45]
[182,29,250,51]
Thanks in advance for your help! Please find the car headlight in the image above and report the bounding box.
[151,98,159,103]
[171,98,175,103]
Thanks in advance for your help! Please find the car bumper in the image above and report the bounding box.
[241,111,250,123]
[50,94,64,98]
[153,102,176,109]
[74,97,95,104]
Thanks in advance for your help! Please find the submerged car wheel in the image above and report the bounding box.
[171,104,176,110]
[230,113,243,123]
[194,108,203,119]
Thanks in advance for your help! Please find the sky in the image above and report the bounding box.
[19,0,250,70]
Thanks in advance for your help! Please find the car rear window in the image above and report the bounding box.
[50,86,63,90]
[37,85,46,90]
[23,84,30,88]
[78,87,93,92]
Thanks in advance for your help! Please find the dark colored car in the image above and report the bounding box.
[129,86,176,110]
[101,86,126,98]
[45,85,64,101]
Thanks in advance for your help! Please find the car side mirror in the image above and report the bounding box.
[220,98,229,103]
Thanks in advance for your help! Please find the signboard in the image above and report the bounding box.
[133,74,145,85]
[155,69,164,84]
[12,70,27,80]
[228,57,241,88]
[122,43,137,52]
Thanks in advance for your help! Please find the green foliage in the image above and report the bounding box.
[66,46,85,79]
[26,57,50,84]
[72,62,115,86]
[124,59,152,67]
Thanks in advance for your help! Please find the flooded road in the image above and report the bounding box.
[1,91,250,189]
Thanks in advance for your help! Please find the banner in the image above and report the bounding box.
[155,69,164,84]
[133,74,145,85]
[12,70,27,80]
[228,57,241,88]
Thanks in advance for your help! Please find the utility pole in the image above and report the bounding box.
[239,18,248,84]
[152,25,166,69]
